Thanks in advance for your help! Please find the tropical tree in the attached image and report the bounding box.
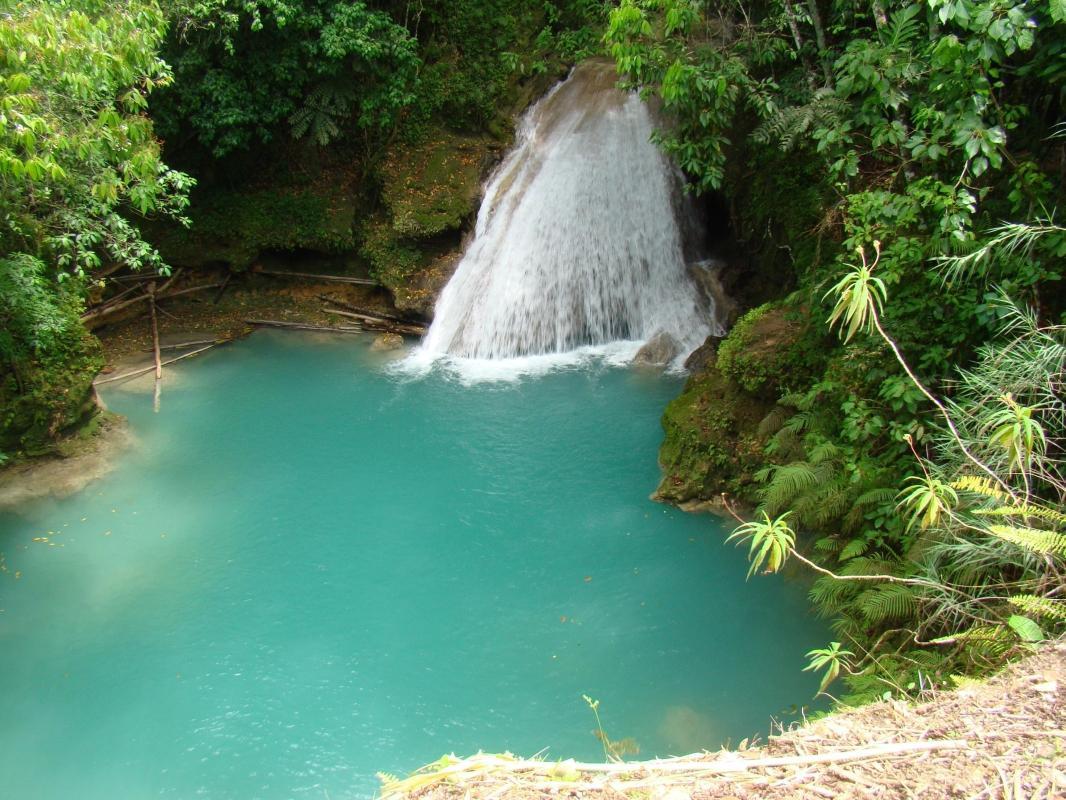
[0,0,192,450]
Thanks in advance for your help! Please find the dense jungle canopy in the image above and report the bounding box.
[0,0,1064,703]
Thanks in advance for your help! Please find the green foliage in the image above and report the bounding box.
[803,642,853,694]
[622,0,1065,702]
[726,511,796,578]
[824,247,887,343]
[158,0,420,155]
[0,0,193,277]
[0,0,191,452]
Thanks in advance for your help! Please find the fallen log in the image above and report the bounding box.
[94,343,219,385]
[244,319,364,334]
[149,283,162,411]
[316,294,418,325]
[142,339,223,353]
[322,307,427,336]
[148,283,162,381]
[81,281,222,329]
[256,269,378,286]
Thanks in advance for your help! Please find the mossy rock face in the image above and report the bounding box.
[654,352,775,504]
[378,132,496,239]
[655,304,821,505]
[0,330,104,456]
[716,304,817,396]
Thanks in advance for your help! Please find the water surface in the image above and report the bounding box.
[0,333,826,799]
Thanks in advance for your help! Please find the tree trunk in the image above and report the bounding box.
[805,0,834,87]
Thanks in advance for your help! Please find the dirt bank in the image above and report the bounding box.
[379,641,1065,800]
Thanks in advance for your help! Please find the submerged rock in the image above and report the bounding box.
[634,332,681,367]
[370,333,405,352]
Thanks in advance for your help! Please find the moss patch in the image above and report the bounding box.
[654,352,775,504]
[655,304,824,505]
[0,328,104,457]
[379,132,496,239]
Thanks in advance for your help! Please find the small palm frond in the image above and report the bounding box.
[804,641,854,694]
[726,512,796,578]
[825,247,888,342]
[1008,595,1066,621]
[986,525,1066,556]
[898,475,958,531]
[857,584,919,624]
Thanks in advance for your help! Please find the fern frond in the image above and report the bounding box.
[949,674,984,689]
[882,3,921,49]
[757,406,791,437]
[809,574,856,608]
[986,524,1066,556]
[952,475,1008,502]
[1008,595,1066,621]
[857,584,918,624]
[974,503,1066,525]
[809,441,841,464]
[903,649,945,670]
[752,88,847,152]
[840,556,902,577]
[814,536,844,553]
[838,538,868,561]
[830,613,865,639]
[759,461,819,514]
[854,487,896,508]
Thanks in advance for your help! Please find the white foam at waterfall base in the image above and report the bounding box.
[400,60,717,383]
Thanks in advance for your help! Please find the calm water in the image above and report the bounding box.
[0,332,826,799]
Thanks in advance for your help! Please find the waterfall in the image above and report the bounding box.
[407,60,719,379]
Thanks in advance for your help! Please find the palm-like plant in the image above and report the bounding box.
[803,642,854,694]
[726,511,795,578]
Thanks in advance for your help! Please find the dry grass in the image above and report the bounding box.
[380,642,1065,800]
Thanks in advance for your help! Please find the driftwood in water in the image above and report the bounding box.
[244,319,363,334]
[142,339,221,353]
[148,283,163,411]
[315,294,418,325]
[322,307,427,336]
[256,269,378,286]
[82,280,222,329]
[94,344,219,385]
[148,283,162,381]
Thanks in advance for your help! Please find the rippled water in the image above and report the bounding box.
[0,333,826,799]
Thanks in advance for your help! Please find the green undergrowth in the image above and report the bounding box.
[656,303,825,503]
[152,168,362,271]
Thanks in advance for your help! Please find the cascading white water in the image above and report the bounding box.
[409,60,718,378]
